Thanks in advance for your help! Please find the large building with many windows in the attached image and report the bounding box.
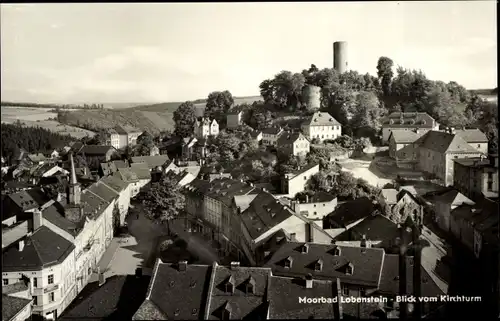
[301,111,342,142]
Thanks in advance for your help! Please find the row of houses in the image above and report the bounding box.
[1,153,152,320]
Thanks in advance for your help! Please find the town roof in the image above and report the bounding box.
[455,129,488,143]
[378,254,443,296]
[87,181,119,203]
[206,264,271,320]
[415,131,480,154]
[304,111,341,126]
[131,155,170,169]
[454,157,493,168]
[2,294,32,321]
[114,125,142,135]
[381,188,419,206]
[203,178,256,207]
[100,174,129,192]
[129,163,151,180]
[81,145,116,156]
[277,131,308,145]
[116,168,139,182]
[1,281,29,296]
[145,260,212,320]
[389,129,425,143]
[78,188,111,219]
[100,162,115,176]
[308,191,337,203]
[176,164,201,178]
[382,112,436,128]
[5,187,49,213]
[327,197,378,228]
[27,153,47,163]
[42,203,81,237]
[233,194,259,213]
[285,163,320,180]
[261,127,283,135]
[430,189,474,207]
[2,225,75,272]
[264,242,385,287]
[240,191,295,240]
[268,275,338,319]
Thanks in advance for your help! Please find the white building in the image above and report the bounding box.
[261,127,284,146]
[226,110,243,129]
[194,118,219,138]
[107,125,143,150]
[301,111,342,142]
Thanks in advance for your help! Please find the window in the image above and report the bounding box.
[304,176,307,180]
[49,292,55,302]
[477,144,481,148]
[488,172,493,180]
[488,181,493,191]
[48,274,54,285]
[88,267,92,276]
[33,296,38,306]
[360,287,366,296]
[33,277,38,288]
[343,287,349,295]
[3,279,8,286]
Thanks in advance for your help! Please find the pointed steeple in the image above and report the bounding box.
[68,152,81,205]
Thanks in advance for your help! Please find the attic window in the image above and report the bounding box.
[333,247,341,256]
[301,244,309,254]
[270,212,276,218]
[394,275,400,281]
[192,308,198,315]
[174,309,180,316]
[346,263,354,275]
[225,277,235,293]
[329,118,333,121]
[190,280,197,288]
[245,276,256,294]
[423,277,428,284]
[169,281,174,287]
[314,259,323,271]
[284,256,293,268]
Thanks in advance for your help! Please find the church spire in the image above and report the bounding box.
[68,152,81,205]
[69,152,78,185]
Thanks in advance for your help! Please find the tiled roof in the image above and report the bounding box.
[381,188,418,205]
[61,275,150,321]
[131,155,170,169]
[431,189,474,207]
[264,242,385,287]
[389,129,425,143]
[454,129,488,143]
[416,131,479,154]
[27,153,47,163]
[2,281,29,295]
[277,131,308,145]
[132,300,168,320]
[378,255,443,296]
[204,178,255,207]
[42,203,81,236]
[308,191,336,203]
[146,260,212,320]
[327,197,377,228]
[116,168,139,182]
[268,276,338,319]
[100,163,114,176]
[240,191,295,240]
[285,163,320,180]
[382,112,435,128]
[233,194,259,213]
[111,160,129,169]
[206,264,271,320]
[176,165,201,178]
[81,145,116,156]
[454,157,493,168]
[100,175,129,193]
[75,188,111,219]
[129,164,151,180]
[87,181,119,203]
[262,127,283,135]
[303,111,341,126]
[2,225,75,272]
[2,294,32,321]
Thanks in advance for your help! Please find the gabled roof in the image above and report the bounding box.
[5,190,40,212]
[308,191,336,203]
[415,131,480,154]
[116,168,139,182]
[143,260,212,320]
[114,125,142,135]
[100,174,129,193]
[455,129,488,143]
[277,131,308,145]
[129,163,151,180]
[381,188,419,206]
[80,145,116,156]
[382,112,435,128]
[389,129,425,144]
[268,275,338,319]
[233,194,259,213]
[87,181,119,203]
[327,197,377,228]
[430,189,474,207]
[206,264,271,320]
[264,242,385,287]
[42,203,81,237]
[303,111,341,126]
[203,178,256,207]
[131,155,169,169]
[240,191,295,240]
[454,157,494,168]
[378,254,443,296]
[27,153,47,163]
[2,225,75,272]
[284,163,320,180]
[261,127,283,135]
[2,294,32,321]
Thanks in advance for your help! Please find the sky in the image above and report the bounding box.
[1,2,497,104]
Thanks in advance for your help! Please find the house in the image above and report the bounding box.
[453,155,499,201]
[181,137,198,160]
[117,166,150,198]
[381,112,440,143]
[29,163,69,185]
[194,117,219,138]
[164,170,197,187]
[454,128,489,154]
[287,191,337,221]
[131,155,170,170]
[2,188,51,226]
[79,145,117,162]
[2,281,34,321]
[388,129,425,162]
[100,174,131,226]
[281,164,319,198]
[414,130,485,186]
[226,109,243,129]
[250,130,263,142]
[301,111,342,142]
[261,127,284,146]
[426,188,475,233]
[276,131,310,157]
[380,187,424,224]
[106,125,143,150]
[50,150,60,159]
[27,153,47,165]
[324,197,379,238]
[149,145,160,156]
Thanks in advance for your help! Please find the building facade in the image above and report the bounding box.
[281,164,320,197]
[276,132,310,157]
[381,112,439,143]
[301,112,342,142]
[453,155,499,201]
[226,110,243,129]
[194,118,219,138]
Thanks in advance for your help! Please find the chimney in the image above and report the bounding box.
[305,194,309,203]
[360,234,367,248]
[305,273,313,289]
[83,167,88,177]
[178,261,188,272]
[18,240,25,251]
[33,207,43,231]
[230,262,240,270]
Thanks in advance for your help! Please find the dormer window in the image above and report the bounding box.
[224,276,235,293]
[346,263,354,275]
[284,256,293,268]
[245,276,256,294]
[314,259,323,271]
[334,247,341,256]
[221,303,231,320]
[301,244,309,254]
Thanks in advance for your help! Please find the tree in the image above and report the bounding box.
[376,56,394,96]
[205,90,234,119]
[306,148,338,171]
[112,203,121,235]
[137,131,155,148]
[215,131,241,154]
[259,79,275,104]
[173,101,196,138]
[137,173,185,234]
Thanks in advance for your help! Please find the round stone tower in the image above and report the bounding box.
[302,85,321,110]
[333,41,348,74]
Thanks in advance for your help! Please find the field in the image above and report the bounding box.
[1,107,95,139]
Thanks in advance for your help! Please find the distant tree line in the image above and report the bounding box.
[1,101,105,110]
[1,123,74,164]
